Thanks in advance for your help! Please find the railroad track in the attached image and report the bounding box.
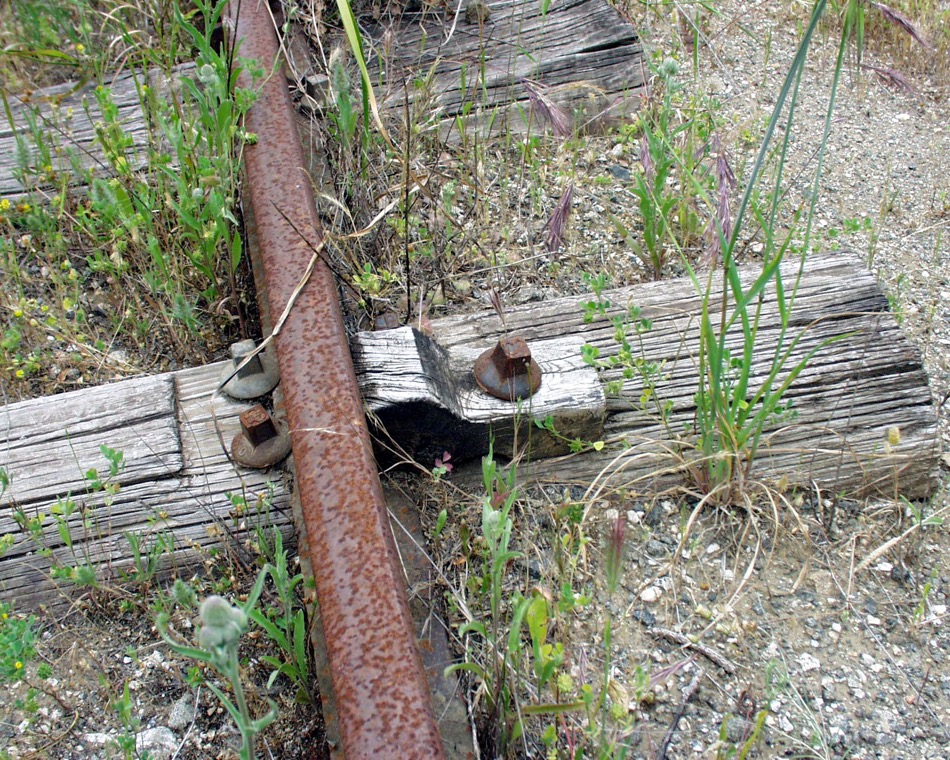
[228,3,448,756]
[0,2,940,757]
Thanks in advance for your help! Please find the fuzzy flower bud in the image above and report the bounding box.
[198,596,247,650]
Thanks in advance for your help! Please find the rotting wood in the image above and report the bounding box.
[0,374,182,507]
[391,252,938,499]
[0,363,293,611]
[358,0,646,135]
[0,63,194,200]
[352,325,605,466]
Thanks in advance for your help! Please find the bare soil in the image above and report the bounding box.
[2,1,949,759]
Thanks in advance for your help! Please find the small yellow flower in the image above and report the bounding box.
[15,370,25,379]
[14,661,23,670]
[1,612,8,620]
[75,43,85,54]
[0,199,10,211]
[556,672,574,693]
[16,202,30,214]
[609,701,627,721]
[13,309,23,318]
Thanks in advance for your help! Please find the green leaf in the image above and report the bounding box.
[526,593,549,651]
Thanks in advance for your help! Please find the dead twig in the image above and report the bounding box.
[656,667,704,760]
[649,627,737,674]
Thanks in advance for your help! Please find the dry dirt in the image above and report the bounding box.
[2,1,949,759]
[412,1,950,758]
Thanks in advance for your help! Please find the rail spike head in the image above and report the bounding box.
[219,339,280,400]
[473,336,542,402]
[231,404,292,469]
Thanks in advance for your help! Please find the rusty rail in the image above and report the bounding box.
[227,2,446,756]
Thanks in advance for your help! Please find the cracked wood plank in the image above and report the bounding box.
[361,0,646,135]
[353,326,605,466]
[422,252,939,499]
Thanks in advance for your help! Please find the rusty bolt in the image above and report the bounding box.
[219,339,280,400]
[231,404,292,469]
[374,311,402,331]
[473,336,542,401]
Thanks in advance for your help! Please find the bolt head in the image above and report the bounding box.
[219,340,280,400]
[240,404,277,446]
[474,336,542,401]
[232,405,292,469]
[493,336,533,378]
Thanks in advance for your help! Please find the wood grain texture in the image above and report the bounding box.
[363,0,645,135]
[0,374,182,506]
[353,325,605,464]
[0,363,294,611]
[424,252,939,499]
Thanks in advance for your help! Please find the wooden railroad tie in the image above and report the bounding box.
[0,255,938,609]
[355,251,939,499]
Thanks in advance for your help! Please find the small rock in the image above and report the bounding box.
[136,726,179,759]
[83,732,114,746]
[645,539,668,558]
[798,653,821,672]
[640,585,663,603]
[632,608,656,627]
[168,693,197,730]
[890,565,912,585]
[643,505,665,528]
[607,165,631,181]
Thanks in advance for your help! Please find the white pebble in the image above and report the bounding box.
[640,585,663,603]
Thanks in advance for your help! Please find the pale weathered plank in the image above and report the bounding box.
[362,0,646,135]
[0,362,294,611]
[0,64,194,200]
[354,326,605,463]
[0,374,182,507]
[420,252,939,499]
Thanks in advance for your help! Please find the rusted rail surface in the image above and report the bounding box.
[227,2,446,756]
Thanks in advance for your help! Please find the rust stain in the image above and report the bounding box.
[228,3,445,756]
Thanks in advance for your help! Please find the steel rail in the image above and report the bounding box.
[227,2,446,756]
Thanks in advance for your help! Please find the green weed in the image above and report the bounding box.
[1,0,261,399]
[246,529,314,704]
[158,586,278,760]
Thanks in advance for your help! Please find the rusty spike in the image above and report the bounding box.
[231,405,291,470]
[228,5,445,758]
[474,336,543,401]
